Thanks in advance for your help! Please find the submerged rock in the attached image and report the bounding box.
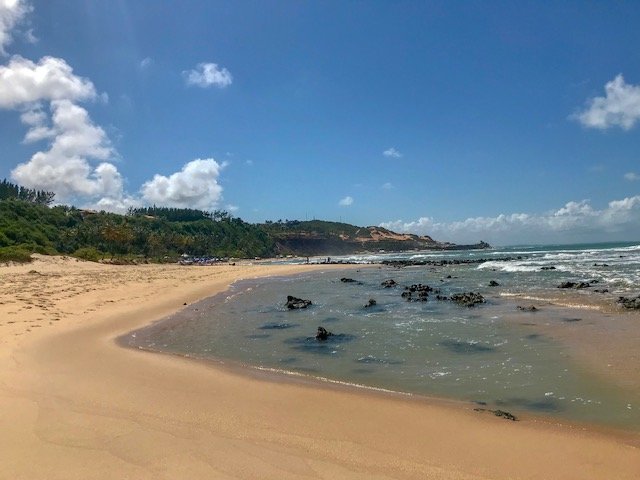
[489,280,500,287]
[540,266,556,271]
[340,277,358,283]
[557,281,591,289]
[315,326,333,341]
[286,295,312,309]
[517,305,538,312]
[473,408,518,421]
[381,279,397,288]
[364,298,377,308]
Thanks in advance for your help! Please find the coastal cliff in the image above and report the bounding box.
[261,220,490,256]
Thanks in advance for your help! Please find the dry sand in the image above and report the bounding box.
[0,255,639,479]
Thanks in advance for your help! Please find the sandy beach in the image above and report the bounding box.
[1,256,639,479]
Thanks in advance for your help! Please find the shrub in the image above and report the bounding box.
[73,247,104,262]
[0,246,33,263]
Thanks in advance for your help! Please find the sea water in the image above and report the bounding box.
[127,242,640,430]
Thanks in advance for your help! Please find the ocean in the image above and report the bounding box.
[125,241,640,431]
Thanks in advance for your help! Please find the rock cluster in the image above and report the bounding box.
[447,292,485,307]
[557,281,591,289]
[618,295,640,309]
[401,284,434,302]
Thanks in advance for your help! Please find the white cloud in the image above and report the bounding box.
[624,172,640,181]
[139,56,152,69]
[575,75,640,130]
[0,0,31,55]
[381,196,640,245]
[0,55,97,108]
[183,62,232,88]
[226,204,239,213]
[383,147,402,158]
[11,100,123,204]
[141,159,225,210]
[382,182,394,190]
[338,196,354,206]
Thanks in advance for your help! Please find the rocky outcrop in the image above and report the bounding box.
[381,279,397,288]
[364,298,377,308]
[286,295,312,309]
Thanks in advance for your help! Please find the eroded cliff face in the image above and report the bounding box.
[270,225,489,256]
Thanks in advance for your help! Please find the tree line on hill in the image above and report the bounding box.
[0,180,274,262]
[0,179,459,264]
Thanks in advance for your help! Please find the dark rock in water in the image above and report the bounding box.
[381,279,397,288]
[594,288,609,293]
[563,317,582,322]
[473,408,518,421]
[364,298,377,308]
[517,305,538,312]
[557,281,590,289]
[593,263,609,267]
[401,283,432,302]
[286,295,312,309]
[493,409,518,421]
[540,266,556,271]
[448,292,485,307]
[489,280,500,287]
[315,326,333,341]
[340,277,358,283]
[618,295,640,310]
[439,339,494,354]
[446,275,452,279]
[259,322,299,330]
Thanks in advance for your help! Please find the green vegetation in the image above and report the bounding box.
[0,179,274,262]
[0,180,455,263]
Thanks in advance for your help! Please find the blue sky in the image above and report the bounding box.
[1,1,639,245]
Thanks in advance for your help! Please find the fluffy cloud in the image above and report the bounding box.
[338,196,354,206]
[0,0,31,55]
[575,75,640,130]
[11,100,124,203]
[383,147,402,158]
[382,182,394,190]
[380,196,640,245]
[183,62,232,88]
[141,159,225,210]
[0,55,97,108]
[624,172,640,181]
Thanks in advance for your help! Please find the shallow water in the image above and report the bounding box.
[127,252,640,431]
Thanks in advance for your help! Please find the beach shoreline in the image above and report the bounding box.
[1,255,639,479]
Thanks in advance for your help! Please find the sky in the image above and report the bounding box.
[1,0,639,245]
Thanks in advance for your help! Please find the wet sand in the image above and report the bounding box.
[1,255,639,479]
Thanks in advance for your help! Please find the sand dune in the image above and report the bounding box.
[0,255,638,479]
